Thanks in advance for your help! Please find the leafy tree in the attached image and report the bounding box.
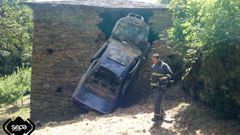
[0,0,32,76]
[0,67,31,105]
[169,0,240,118]
[169,0,240,50]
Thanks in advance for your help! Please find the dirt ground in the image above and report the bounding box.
[0,96,30,135]
[32,85,240,135]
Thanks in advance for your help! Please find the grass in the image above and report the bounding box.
[0,95,30,134]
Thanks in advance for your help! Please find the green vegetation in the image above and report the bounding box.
[0,0,33,76]
[169,0,240,49]
[0,67,31,105]
[0,0,32,105]
[169,0,240,118]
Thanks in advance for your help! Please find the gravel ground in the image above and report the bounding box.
[32,85,240,135]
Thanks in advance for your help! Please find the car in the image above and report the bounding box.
[72,13,150,114]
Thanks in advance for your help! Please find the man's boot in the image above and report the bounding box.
[160,107,166,118]
[151,114,163,123]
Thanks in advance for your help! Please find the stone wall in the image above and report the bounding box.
[29,3,172,122]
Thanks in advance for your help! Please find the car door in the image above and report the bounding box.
[121,58,142,95]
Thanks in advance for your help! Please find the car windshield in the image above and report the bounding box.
[84,66,120,101]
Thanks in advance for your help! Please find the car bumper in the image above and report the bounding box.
[72,85,117,114]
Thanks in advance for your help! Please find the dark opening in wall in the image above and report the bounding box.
[46,48,54,55]
[97,9,158,43]
[55,86,63,93]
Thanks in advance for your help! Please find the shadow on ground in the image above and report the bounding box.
[148,85,240,135]
[0,98,30,135]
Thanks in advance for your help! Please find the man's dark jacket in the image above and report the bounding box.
[150,60,173,89]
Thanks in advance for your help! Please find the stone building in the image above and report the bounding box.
[27,0,172,122]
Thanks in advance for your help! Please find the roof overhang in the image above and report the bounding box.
[24,0,168,9]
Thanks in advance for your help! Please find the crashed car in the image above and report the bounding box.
[72,13,150,114]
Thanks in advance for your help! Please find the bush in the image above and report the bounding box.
[169,0,240,118]
[0,67,31,105]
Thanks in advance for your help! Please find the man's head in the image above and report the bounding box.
[151,53,160,64]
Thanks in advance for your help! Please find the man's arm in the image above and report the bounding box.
[159,64,173,81]
[165,64,173,79]
[150,71,160,89]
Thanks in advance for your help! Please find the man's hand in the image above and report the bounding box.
[159,76,168,81]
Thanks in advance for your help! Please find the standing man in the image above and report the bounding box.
[150,53,173,123]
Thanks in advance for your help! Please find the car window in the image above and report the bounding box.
[95,67,119,87]
[84,66,120,101]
